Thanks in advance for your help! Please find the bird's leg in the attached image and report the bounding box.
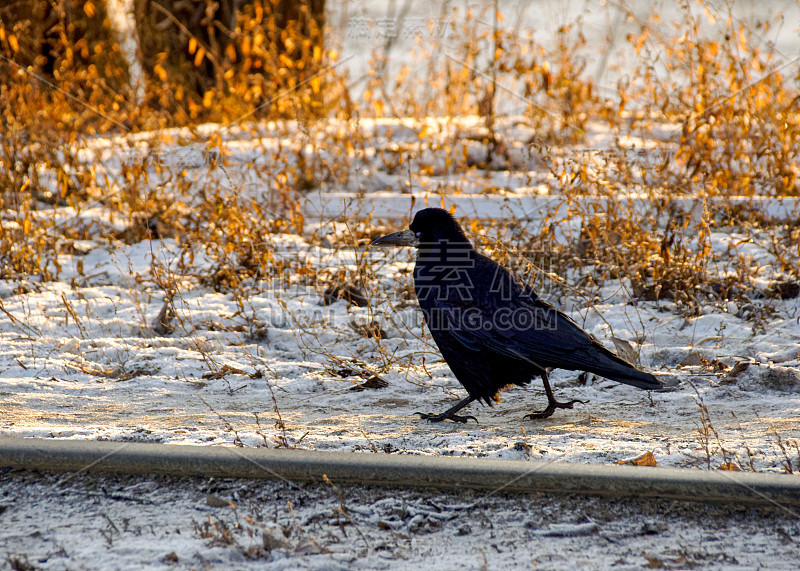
[525,371,586,420]
[416,396,478,424]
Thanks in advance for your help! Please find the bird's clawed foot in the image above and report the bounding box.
[416,411,479,424]
[524,398,586,420]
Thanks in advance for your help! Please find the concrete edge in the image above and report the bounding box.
[2,437,799,508]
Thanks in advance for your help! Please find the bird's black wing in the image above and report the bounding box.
[431,255,594,366]
[435,292,598,367]
[431,255,661,389]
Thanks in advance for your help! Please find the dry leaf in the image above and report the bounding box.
[350,320,386,340]
[194,46,206,67]
[618,451,658,466]
[349,375,389,391]
[323,282,368,307]
[153,64,167,82]
[718,462,742,471]
[611,337,638,365]
[202,364,249,380]
[728,361,750,377]
[679,352,704,367]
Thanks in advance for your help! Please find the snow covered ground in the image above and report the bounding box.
[2,116,800,473]
[3,0,800,566]
[2,470,799,570]
[1,215,798,472]
[2,111,800,571]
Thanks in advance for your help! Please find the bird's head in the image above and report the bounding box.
[371,208,472,249]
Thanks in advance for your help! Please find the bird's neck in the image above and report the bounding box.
[416,239,475,268]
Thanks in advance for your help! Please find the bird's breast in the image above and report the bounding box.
[414,264,478,304]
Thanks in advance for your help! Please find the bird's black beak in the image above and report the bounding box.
[371,229,419,247]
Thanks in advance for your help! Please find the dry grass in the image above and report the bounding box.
[0,2,798,456]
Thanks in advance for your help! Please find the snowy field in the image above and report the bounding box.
[2,470,799,570]
[3,1,800,567]
[2,117,799,472]
[2,113,800,567]
[2,215,800,470]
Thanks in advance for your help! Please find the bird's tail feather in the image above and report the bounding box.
[572,344,663,390]
[590,366,662,390]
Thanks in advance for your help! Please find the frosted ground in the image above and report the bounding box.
[3,0,800,566]
[2,208,800,469]
[1,117,799,568]
[2,471,798,570]
[2,220,799,470]
[1,117,798,470]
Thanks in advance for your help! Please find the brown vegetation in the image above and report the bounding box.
[0,0,797,309]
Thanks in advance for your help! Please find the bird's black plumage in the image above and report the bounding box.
[373,208,663,422]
